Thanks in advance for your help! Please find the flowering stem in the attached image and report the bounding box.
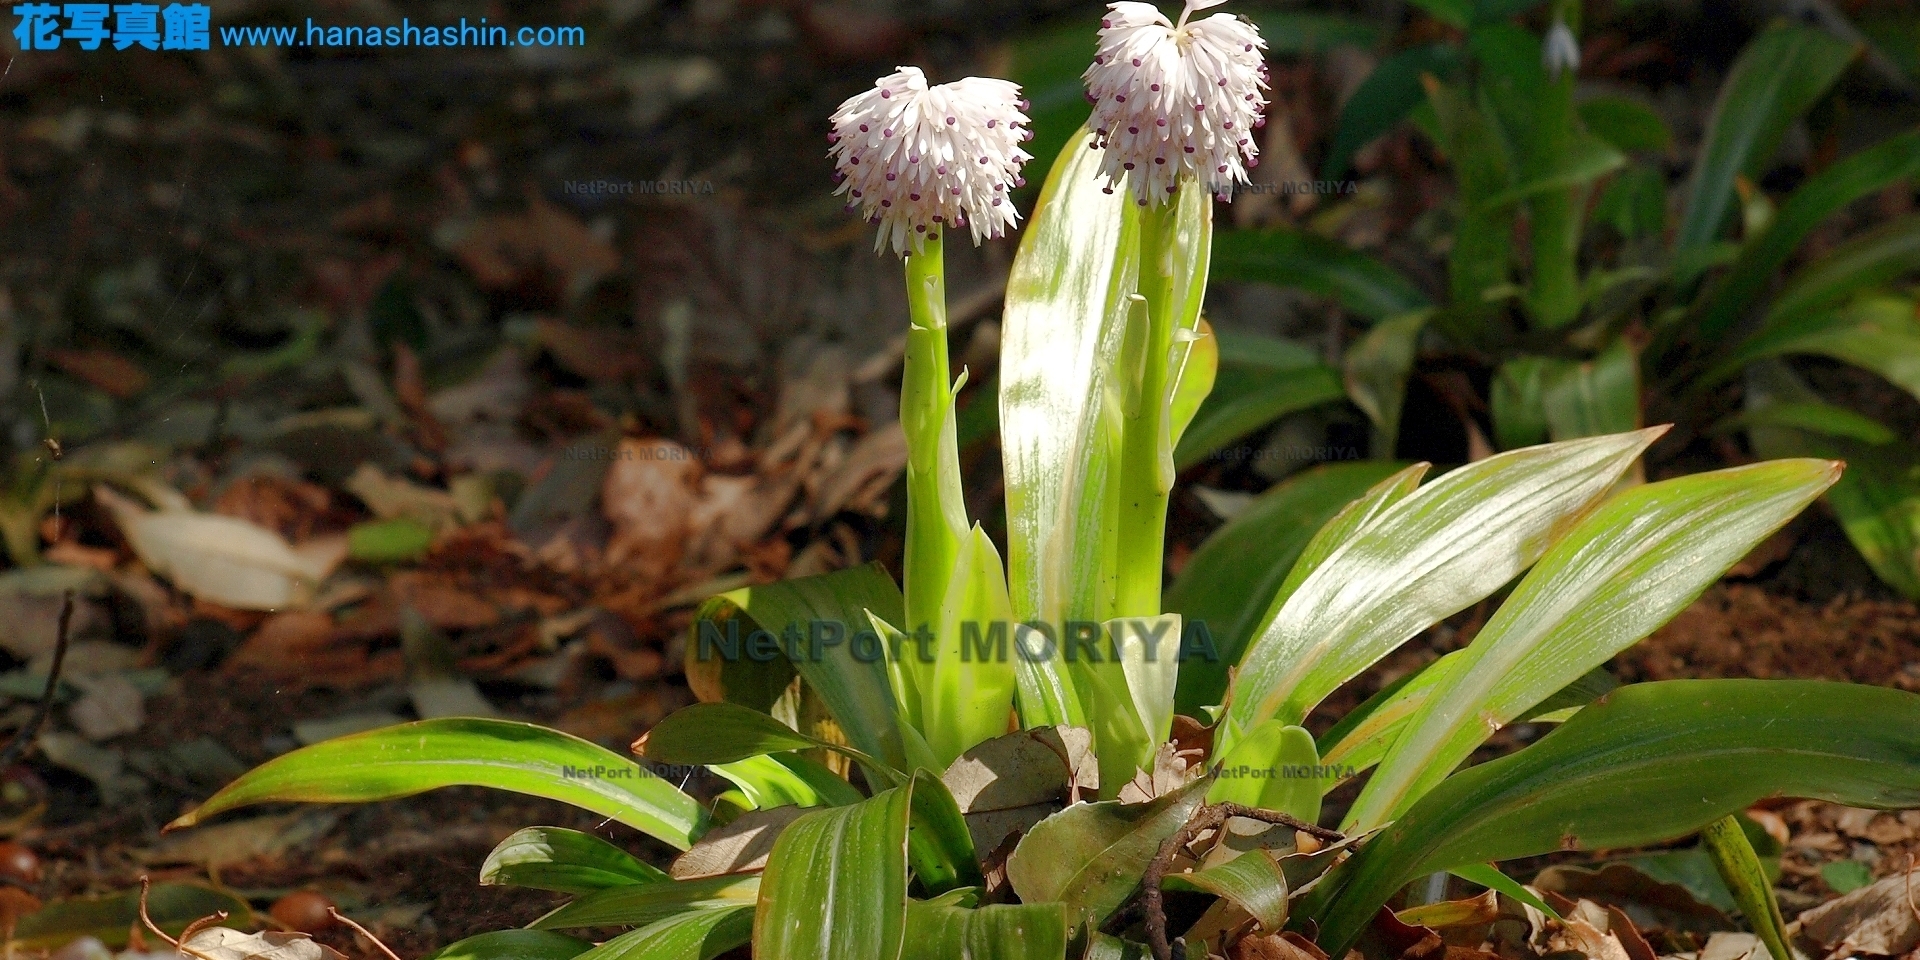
[1529,0,1584,330]
[1115,201,1180,619]
[901,236,968,638]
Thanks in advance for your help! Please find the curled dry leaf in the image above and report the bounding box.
[96,487,339,611]
[175,926,346,960]
[1795,868,1920,959]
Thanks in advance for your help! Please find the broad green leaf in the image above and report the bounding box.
[1318,652,1462,776]
[1712,401,1897,445]
[709,753,863,810]
[908,770,985,895]
[1111,614,1183,775]
[1006,778,1211,929]
[1478,134,1627,210]
[902,899,1069,960]
[1541,338,1641,440]
[1001,125,1133,725]
[1491,356,1553,449]
[922,526,1019,768]
[1221,429,1660,751]
[1765,218,1920,328]
[1746,362,1920,598]
[480,826,667,895]
[1696,129,1920,338]
[683,601,796,713]
[638,702,888,777]
[1717,296,1920,405]
[15,884,253,949]
[167,718,708,850]
[697,563,912,770]
[1171,363,1345,471]
[1577,97,1674,154]
[531,876,759,930]
[754,787,912,960]
[1347,459,1839,831]
[1701,815,1794,960]
[1168,461,1409,716]
[1316,679,1920,956]
[1206,720,1323,824]
[574,907,753,960]
[1209,229,1432,322]
[1675,23,1859,254]
[1164,849,1291,929]
[1324,45,1465,179]
[420,931,593,960]
[1345,312,1429,457]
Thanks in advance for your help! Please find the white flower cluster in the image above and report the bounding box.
[828,66,1033,256]
[1083,0,1270,207]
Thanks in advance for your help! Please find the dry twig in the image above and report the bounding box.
[1141,803,1343,960]
[0,590,74,771]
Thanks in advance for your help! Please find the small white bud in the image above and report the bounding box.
[1543,20,1581,80]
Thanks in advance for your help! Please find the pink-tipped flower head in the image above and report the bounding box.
[1083,0,1269,206]
[829,66,1033,256]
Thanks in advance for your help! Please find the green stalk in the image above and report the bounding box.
[1701,815,1795,960]
[901,236,969,641]
[1528,0,1584,330]
[1114,202,1180,620]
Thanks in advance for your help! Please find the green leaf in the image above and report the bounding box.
[638,702,843,765]
[574,907,753,960]
[1167,461,1410,716]
[1206,721,1323,824]
[1070,614,1185,796]
[1171,364,1346,471]
[347,518,434,563]
[902,900,1070,960]
[1675,22,1860,254]
[15,884,253,950]
[168,718,708,850]
[480,826,668,895]
[1541,338,1641,440]
[1345,312,1430,457]
[1221,429,1660,750]
[1000,125,1135,726]
[1084,934,1151,960]
[1346,458,1840,831]
[1448,864,1561,919]
[1425,78,1516,309]
[1318,652,1462,777]
[1822,859,1875,893]
[908,770,985,895]
[1713,401,1898,445]
[921,526,1020,768]
[754,787,913,960]
[1169,323,1221,450]
[1006,779,1211,929]
[1577,97,1674,154]
[1316,679,1920,956]
[421,931,594,960]
[1325,45,1465,179]
[709,753,864,810]
[1478,134,1627,210]
[531,876,760,930]
[696,564,913,771]
[1719,295,1920,405]
[1701,815,1794,960]
[1491,357,1553,449]
[1165,849,1292,929]
[1209,230,1432,323]
[1765,217,1920,327]
[1696,129,1920,338]
[1592,166,1669,240]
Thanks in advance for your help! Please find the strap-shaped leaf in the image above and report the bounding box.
[754,786,913,960]
[1541,339,1640,440]
[419,931,593,960]
[694,563,912,770]
[480,827,667,895]
[1222,429,1659,751]
[638,702,892,780]
[1170,363,1345,471]
[1168,461,1410,717]
[1316,679,1920,955]
[1206,721,1323,824]
[921,526,1020,769]
[1208,229,1431,322]
[709,753,863,811]
[1675,23,1859,254]
[1696,129,1920,338]
[531,876,760,930]
[1346,458,1839,830]
[166,718,708,850]
[1344,312,1429,458]
[1323,45,1464,180]
[902,899,1069,960]
[1164,850,1291,929]
[571,907,753,960]
[1714,295,1920,405]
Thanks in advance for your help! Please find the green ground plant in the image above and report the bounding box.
[169,5,1920,959]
